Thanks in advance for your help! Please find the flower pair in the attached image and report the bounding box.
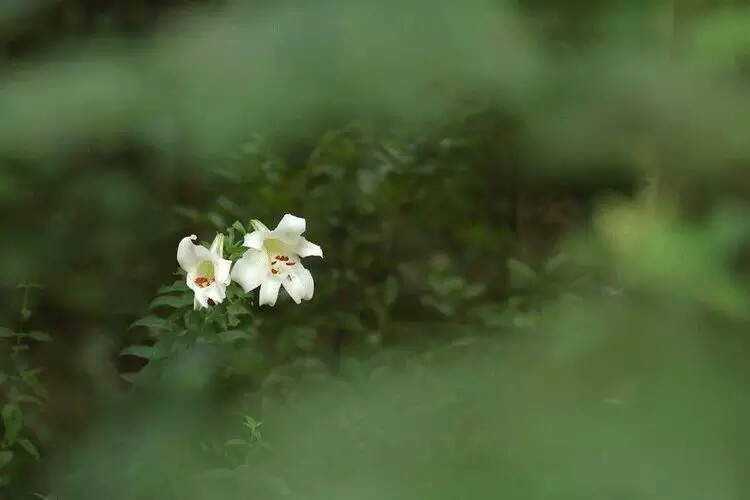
[176,214,323,309]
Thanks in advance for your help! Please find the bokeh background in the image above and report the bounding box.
[3,0,750,498]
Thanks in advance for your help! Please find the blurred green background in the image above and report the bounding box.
[3,0,750,498]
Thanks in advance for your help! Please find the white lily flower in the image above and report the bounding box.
[177,233,232,310]
[231,214,323,306]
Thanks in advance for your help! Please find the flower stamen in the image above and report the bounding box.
[193,276,215,288]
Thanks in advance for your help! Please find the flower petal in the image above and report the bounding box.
[214,258,233,285]
[243,231,267,251]
[178,235,206,271]
[259,277,282,306]
[295,237,323,258]
[231,250,269,292]
[192,284,211,309]
[272,214,306,244]
[281,274,305,304]
[298,267,314,301]
[193,282,227,310]
[205,282,226,304]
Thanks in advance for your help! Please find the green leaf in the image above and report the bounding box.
[24,378,50,401]
[231,220,246,234]
[18,439,40,461]
[218,330,254,343]
[27,331,53,342]
[544,253,568,274]
[224,438,247,447]
[149,295,193,310]
[0,328,15,338]
[157,281,189,295]
[507,259,538,289]
[2,405,23,445]
[384,276,398,307]
[129,316,174,332]
[0,451,12,470]
[20,368,44,379]
[14,395,44,407]
[119,345,156,359]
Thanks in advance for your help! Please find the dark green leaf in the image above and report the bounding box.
[20,368,44,379]
[384,276,398,306]
[0,328,15,338]
[27,331,52,342]
[508,259,538,289]
[157,281,189,295]
[2,405,23,445]
[0,451,12,470]
[119,345,156,359]
[24,378,50,401]
[130,316,174,332]
[218,330,254,343]
[149,295,193,310]
[14,395,44,407]
[18,439,40,461]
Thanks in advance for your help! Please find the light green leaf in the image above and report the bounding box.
[231,220,246,234]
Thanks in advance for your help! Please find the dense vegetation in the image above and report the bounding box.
[2,0,750,498]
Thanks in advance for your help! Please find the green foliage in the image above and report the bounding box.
[0,286,48,492]
[4,0,750,497]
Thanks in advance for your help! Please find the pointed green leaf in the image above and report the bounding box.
[2,405,23,445]
[384,276,398,306]
[0,451,12,470]
[218,330,254,343]
[129,317,173,332]
[231,220,246,234]
[18,439,40,461]
[157,281,189,295]
[250,219,270,232]
[27,331,53,342]
[119,345,156,359]
[149,295,193,310]
[508,259,538,289]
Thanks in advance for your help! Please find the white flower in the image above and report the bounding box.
[231,214,322,306]
[177,233,232,310]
